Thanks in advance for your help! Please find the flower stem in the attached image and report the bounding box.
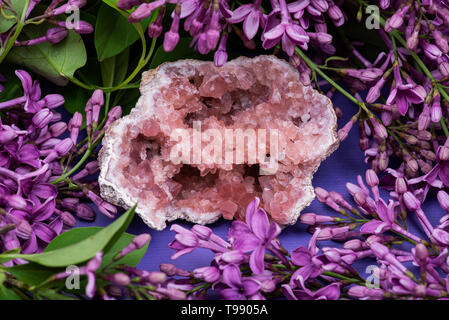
[0,0,30,64]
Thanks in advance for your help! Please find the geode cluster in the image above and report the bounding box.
[99,56,339,230]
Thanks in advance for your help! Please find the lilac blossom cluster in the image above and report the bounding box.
[0,70,121,263]
[0,0,93,50]
[117,0,344,65]
[315,0,449,185]
[75,188,449,300]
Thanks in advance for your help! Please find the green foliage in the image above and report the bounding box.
[8,25,87,85]
[0,205,136,267]
[95,4,142,61]
[0,0,25,33]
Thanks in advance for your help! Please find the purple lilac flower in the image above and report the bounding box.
[0,71,120,257]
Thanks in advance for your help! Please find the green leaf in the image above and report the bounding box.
[7,25,87,85]
[0,205,136,267]
[0,0,25,33]
[100,47,130,87]
[149,38,214,69]
[37,289,77,300]
[95,4,140,61]
[46,227,148,268]
[0,286,22,300]
[6,263,60,286]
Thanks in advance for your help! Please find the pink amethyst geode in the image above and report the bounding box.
[99,56,339,230]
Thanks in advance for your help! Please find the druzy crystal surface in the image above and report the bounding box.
[99,56,339,230]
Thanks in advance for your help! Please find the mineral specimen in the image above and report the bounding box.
[99,56,339,230]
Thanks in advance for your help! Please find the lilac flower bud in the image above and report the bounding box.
[366,77,386,103]
[16,219,33,239]
[128,2,159,23]
[71,20,93,34]
[132,233,151,249]
[76,203,95,221]
[160,263,177,276]
[49,122,67,137]
[317,226,350,240]
[438,146,449,161]
[148,8,164,38]
[346,68,383,83]
[220,250,246,264]
[60,211,76,228]
[381,111,392,126]
[407,29,419,51]
[68,112,82,142]
[344,239,364,251]
[403,192,421,211]
[175,232,198,247]
[438,57,449,77]
[370,118,388,140]
[348,286,384,298]
[87,191,116,218]
[395,177,408,195]
[105,106,122,127]
[300,213,337,225]
[196,32,209,54]
[90,89,104,107]
[191,225,212,240]
[214,33,228,67]
[307,32,332,45]
[353,191,367,207]
[385,5,410,32]
[46,27,68,44]
[438,191,449,212]
[156,287,186,300]
[160,263,190,277]
[338,118,355,141]
[117,0,142,10]
[260,279,276,293]
[61,197,79,211]
[433,228,449,245]
[431,93,442,123]
[42,94,64,109]
[145,271,167,285]
[5,194,27,210]
[32,108,53,128]
[421,40,443,61]
[328,4,344,26]
[433,30,449,54]
[314,187,329,202]
[107,272,130,286]
[414,243,428,262]
[193,266,220,283]
[55,138,74,156]
[311,0,328,12]
[163,11,180,52]
[365,169,379,187]
[207,9,221,50]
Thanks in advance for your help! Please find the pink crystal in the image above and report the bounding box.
[99,56,339,230]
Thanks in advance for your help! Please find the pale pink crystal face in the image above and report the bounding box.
[99,56,339,230]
